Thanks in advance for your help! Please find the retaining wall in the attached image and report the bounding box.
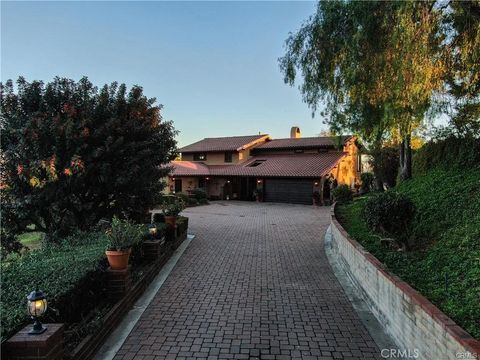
[330,206,480,360]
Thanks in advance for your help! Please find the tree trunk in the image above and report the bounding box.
[400,135,412,180]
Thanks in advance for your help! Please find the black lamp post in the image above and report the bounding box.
[27,289,48,335]
[148,223,158,239]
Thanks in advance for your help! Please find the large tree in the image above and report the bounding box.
[1,77,177,243]
[279,0,447,180]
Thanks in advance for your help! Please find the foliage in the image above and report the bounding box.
[362,191,415,248]
[176,216,189,236]
[175,192,190,204]
[198,198,209,205]
[336,166,480,339]
[160,195,185,217]
[191,188,207,201]
[444,2,480,135]
[106,217,144,251]
[332,185,353,204]
[360,173,374,194]
[413,134,480,175]
[0,77,177,242]
[0,231,107,341]
[0,228,23,258]
[312,190,321,202]
[279,1,448,180]
[369,146,399,189]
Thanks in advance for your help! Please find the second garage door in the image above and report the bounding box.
[264,178,313,204]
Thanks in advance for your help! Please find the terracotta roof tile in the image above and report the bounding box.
[179,134,270,153]
[169,152,346,178]
[254,136,352,151]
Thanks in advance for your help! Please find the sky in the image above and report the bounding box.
[1,1,330,147]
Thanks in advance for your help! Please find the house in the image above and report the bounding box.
[166,127,362,204]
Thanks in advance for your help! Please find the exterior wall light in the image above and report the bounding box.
[257,179,262,184]
[227,180,231,184]
[148,224,157,237]
[27,289,48,335]
[314,182,319,186]
[206,177,210,180]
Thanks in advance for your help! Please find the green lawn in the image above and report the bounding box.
[336,167,480,339]
[17,231,43,248]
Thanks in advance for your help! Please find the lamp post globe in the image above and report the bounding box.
[27,290,47,335]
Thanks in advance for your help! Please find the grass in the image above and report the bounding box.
[17,231,43,248]
[336,167,480,340]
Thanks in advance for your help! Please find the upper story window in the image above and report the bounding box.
[248,160,266,167]
[294,149,304,153]
[193,153,207,161]
[224,151,233,163]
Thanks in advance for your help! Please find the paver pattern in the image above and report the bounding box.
[113,202,380,360]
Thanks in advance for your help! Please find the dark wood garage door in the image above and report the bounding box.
[264,178,313,204]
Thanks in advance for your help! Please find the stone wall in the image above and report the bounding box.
[330,207,480,360]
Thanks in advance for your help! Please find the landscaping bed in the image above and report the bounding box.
[1,217,189,358]
[335,167,480,339]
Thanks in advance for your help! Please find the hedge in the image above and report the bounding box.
[0,231,107,341]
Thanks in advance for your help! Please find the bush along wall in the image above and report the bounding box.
[1,217,189,355]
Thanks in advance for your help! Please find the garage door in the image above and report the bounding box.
[264,178,313,204]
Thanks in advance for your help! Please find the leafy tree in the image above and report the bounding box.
[0,77,177,243]
[444,1,480,135]
[279,1,447,180]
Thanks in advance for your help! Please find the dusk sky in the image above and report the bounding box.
[1,1,331,147]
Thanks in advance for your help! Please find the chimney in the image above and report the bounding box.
[290,126,301,139]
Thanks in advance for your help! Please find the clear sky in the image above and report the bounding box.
[1,1,331,147]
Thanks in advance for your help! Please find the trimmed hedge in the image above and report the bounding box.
[0,231,107,341]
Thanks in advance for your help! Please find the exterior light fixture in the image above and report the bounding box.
[172,177,176,181]
[206,177,210,180]
[148,224,157,237]
[227,180,231,184]
[27,289,48,335]
[314,182,319,186]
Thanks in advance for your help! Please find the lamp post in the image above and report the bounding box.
[148,223,158,239]
[27,289,47,335]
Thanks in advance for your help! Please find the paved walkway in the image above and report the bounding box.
[113,202,380,359]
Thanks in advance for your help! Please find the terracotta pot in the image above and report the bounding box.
[164,215,177,228]
[105,248,131,270]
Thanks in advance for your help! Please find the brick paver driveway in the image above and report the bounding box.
[114,202,380,360]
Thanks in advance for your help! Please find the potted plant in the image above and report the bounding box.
[312,191,321,206]
[253,188,263,202]
[105,217,143,270]
[161,196,185,228]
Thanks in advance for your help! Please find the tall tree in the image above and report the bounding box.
[1,77,177,243]
[279,0,447,179]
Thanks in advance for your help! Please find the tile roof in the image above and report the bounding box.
[169,152,346,178]
[253,136,353,151]
[178,134,270,153]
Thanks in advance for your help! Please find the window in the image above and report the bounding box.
[357,154,362,172]
[193,153,207,161]
[224,152,233,163]
[294,149,304,153]
[248,160,266,167]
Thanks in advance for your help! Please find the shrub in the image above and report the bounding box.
[198,198,209,205]
[369,146,399,189]
[413,135,480,175]
[161,195,185,216]
[0,231,107,341]
[106,217,144,251]
[362,191,415,248]
[175,192,190,204]
[360,172,374,193]
[332,185,353,204]
[176,216,189,236]
[191,188,207,201]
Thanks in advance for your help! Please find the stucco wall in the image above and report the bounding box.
[329,140,361,188]
[329,207,480,360]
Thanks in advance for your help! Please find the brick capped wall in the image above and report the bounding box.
[330,207,480,360]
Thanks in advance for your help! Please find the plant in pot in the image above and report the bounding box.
[312,191,321,206]
[253,188,263,202]
[161,196,185,229]
[105,217,143,270]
